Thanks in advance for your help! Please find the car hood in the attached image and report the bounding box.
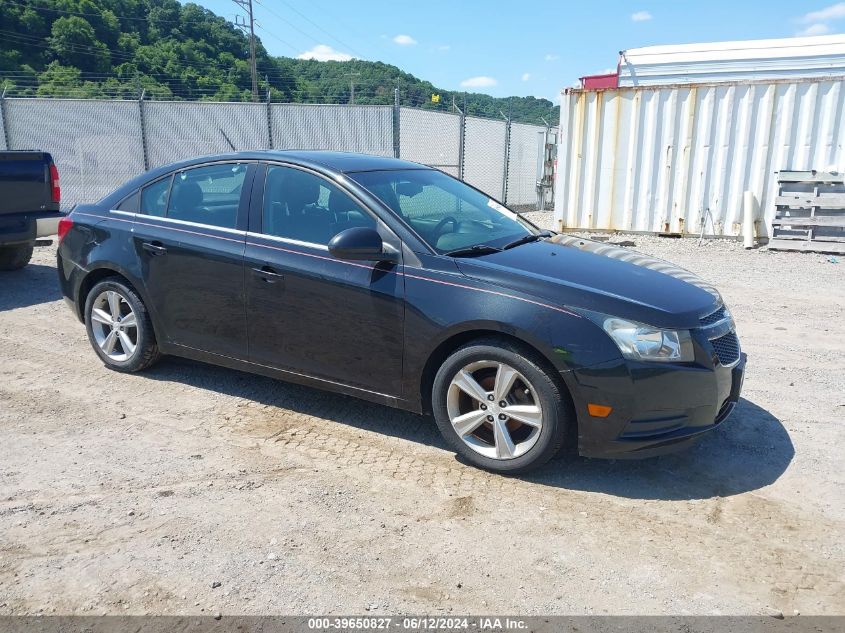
[455,235,721,329]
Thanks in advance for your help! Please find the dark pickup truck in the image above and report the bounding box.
[0,151,63,270]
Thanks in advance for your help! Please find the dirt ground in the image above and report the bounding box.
[1,228,843,616]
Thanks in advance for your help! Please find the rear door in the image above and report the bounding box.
[133,161,255,358]
[244,163,405,396]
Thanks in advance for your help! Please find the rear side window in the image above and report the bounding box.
[116,191,140,213]
[168,163,246,229]
[140,176,171,217]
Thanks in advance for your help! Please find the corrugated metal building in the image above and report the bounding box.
[555,36,845,237]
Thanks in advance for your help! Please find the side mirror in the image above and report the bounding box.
[328,227,397,262]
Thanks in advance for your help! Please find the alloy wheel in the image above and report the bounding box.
[446,360,543,460]
[90,290,138,362]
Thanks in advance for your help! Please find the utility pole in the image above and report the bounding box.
[346,72,361,105]
[233,0,258,102]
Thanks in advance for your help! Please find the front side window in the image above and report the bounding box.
[140,176,171,217]
[167,163,247,229]
[349,169,535,254]
[262,165,376,245]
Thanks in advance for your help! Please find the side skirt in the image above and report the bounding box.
[160,342,422,414]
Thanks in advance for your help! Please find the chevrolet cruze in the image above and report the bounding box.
[57,151,746,473]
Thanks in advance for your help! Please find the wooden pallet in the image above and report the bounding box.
[769,171,845,254]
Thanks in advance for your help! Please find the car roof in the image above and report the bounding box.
[172,150,428,174]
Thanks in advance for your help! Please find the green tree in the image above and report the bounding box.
[48,16,111,73]
[0,0,559,123]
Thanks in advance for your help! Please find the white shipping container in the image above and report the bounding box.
[619,35,845,87]
[554,77,845,236]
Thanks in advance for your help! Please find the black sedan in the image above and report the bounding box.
[57,151,745,473]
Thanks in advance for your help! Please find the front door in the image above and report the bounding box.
[244,163,405,396]
[133,162,253,358]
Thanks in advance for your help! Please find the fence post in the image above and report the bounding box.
[266,85,274,149]
[0,86,10,150]
[137,90,150,171]
[457,106,466,181]
[501,112,512,203]
[392,88,400,159]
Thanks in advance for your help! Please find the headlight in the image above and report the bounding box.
[600,317,694,363]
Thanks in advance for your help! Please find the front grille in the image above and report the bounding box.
[711,332,740,366]
[700,305,728,327]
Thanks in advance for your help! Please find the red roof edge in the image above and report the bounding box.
[579,72,619,90]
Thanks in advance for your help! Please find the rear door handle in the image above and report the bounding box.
[252,265,285,283]
[142,241,167,256]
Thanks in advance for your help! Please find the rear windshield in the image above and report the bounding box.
[0,155,47,183]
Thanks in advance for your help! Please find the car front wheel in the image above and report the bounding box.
[84,278,160,372]
[431,338,570,474]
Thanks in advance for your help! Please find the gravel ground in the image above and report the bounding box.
[1,225,843,616]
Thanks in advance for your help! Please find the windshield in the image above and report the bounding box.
[348,169,537,254]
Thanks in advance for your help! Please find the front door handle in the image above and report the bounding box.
[142,241,167,256]
[252,265,285,283]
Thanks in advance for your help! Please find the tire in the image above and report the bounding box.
[431,337,570,474]
[84,278,160,373]
[0,243,34,271]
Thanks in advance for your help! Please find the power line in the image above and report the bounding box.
[272,0,366,59]
[0,0,233,26]
[252,0,321,50]
[254,23,299,54]
[252,0,363,60]
[0,29,266,82]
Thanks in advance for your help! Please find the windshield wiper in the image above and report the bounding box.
[502,230,553,251]
[444,244,502,258]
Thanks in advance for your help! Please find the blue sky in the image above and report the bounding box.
[193,0,845,101]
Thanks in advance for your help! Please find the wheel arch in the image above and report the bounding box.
[417,326,575,418]
[76,266,160,339]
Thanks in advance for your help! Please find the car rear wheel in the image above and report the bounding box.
[0,243,34,271]
[84,279,160,372]
[431,339,569,474]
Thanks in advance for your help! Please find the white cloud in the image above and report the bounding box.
[631,10,652,22]
[521,72,531,81]
[437,44,451,51]
[393,34,418,46]
[544,53,559,61]
[797,22,832,36]
[296,44,353,62]
[795,3,845,36]
[801,2,845,23]
[460,76,497,88]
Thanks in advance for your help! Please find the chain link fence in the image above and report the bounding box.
[0,97,552,212]
[463,115,507,204]
[272,104,394,156]
[397,107,461,177]
[507,122,546,211]
[144,101,270,168]
[0,105,6,150]
[3,98,145,207]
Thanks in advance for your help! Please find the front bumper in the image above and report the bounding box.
[564,352,746,459]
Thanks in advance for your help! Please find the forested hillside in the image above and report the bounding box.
[0,0,559,124]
